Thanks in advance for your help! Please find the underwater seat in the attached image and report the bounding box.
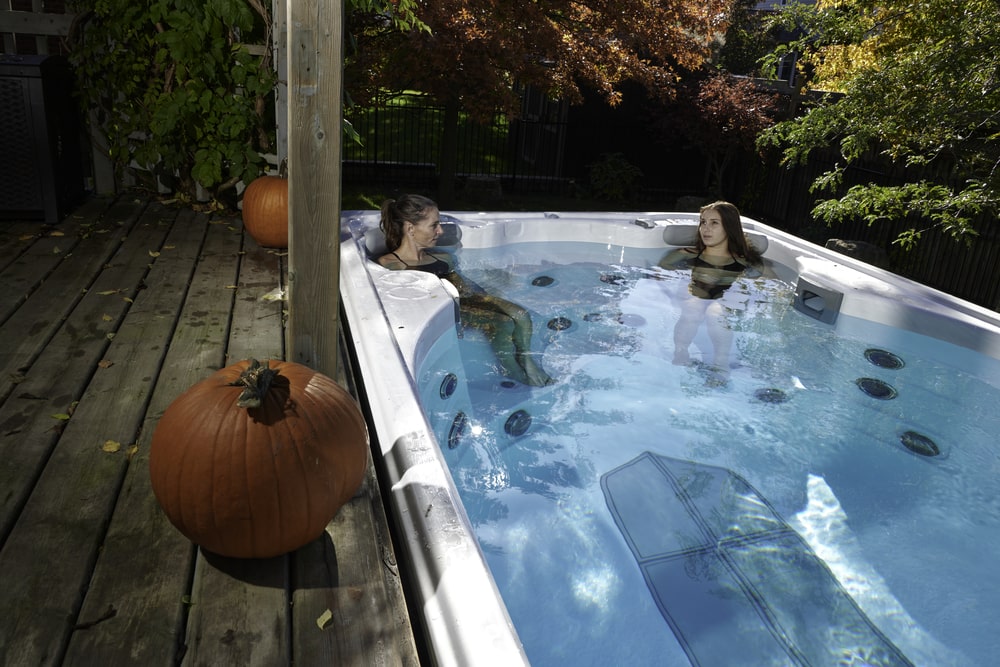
[601,452,912,666]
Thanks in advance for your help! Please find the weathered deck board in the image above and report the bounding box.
[68,211,269,666]
[0,195,419,666]
[173,226,292,667]
[0,198,148,402]
[226,241,286,365]
[0,199,115,302]
[0,201,175,540]
[1,206,217,665]
[291,459,419,666]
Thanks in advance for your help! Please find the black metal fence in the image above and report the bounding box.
[342,96,999,311]
[342,91,577,195]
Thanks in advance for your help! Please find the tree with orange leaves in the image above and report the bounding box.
[347,0,734,203]
[664,72,783,197]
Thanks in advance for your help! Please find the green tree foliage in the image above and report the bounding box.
[759,0,1000,247]
[69,0,423,205]
[716,0,781,77]
[69,0,276,203]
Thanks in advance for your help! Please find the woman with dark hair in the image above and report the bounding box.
[658,201,765,380]
[377,194,553,386]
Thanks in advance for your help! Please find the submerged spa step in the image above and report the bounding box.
[601,452,913,667]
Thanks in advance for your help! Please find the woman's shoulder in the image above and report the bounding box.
[377,252,406,270]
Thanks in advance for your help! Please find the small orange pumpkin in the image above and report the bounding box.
[149,359,368,558]
[242,175,288,248]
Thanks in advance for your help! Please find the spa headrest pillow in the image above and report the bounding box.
[364,222,463,257]
[662,223,768,254]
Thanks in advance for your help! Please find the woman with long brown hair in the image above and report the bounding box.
[658,201,765,381]
[377,194,553,386]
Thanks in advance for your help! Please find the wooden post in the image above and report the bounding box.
[286,0,343,377]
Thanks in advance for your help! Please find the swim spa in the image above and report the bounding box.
[339,211,1000,666]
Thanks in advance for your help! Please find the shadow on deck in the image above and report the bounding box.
[0,194,420,666]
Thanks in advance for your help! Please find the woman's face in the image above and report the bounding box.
[699,208,729,251]
[406,208,442,249]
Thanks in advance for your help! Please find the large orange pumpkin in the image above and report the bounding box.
[149,359,368,558]
[242,175,288,248]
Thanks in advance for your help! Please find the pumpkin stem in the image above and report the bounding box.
[230,359,278,409]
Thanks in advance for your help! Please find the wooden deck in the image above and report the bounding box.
[0,195,420,666]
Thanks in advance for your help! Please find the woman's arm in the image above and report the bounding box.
[442,266,488,298]
[741,257,780,280]
[658,247,696,270]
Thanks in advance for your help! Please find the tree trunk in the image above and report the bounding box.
[438,98,460,208]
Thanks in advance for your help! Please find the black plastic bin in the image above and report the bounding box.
[0,54,84,223]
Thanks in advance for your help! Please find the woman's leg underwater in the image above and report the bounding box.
[704,300,734,370]
[463,294,553,386]
[672,297,710,365]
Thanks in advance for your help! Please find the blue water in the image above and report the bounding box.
[416,241,1000,666]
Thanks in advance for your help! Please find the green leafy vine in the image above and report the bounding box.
[68,0,276,205]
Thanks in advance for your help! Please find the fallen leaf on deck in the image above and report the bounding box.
[123,297,133,303]
[51,413,71,421]
[261,287,285,302]
[102,440,121,453]
[106,333,115,340]
[97,289,119,296]
[19,234,35,241]
[127,444,139,459]
[49,230,65,237]
[164,245,175,250]
[149,250,160,257]
[52,246,61,254]
[316,609,333,630]
[102,314,113,322]
[98,359,114,368]
[225,285,238,289]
